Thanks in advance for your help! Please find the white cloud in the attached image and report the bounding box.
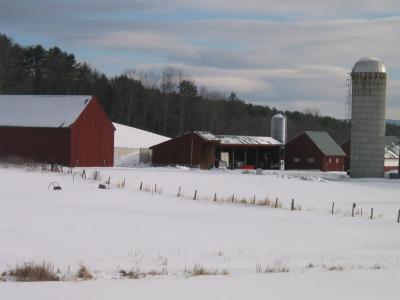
[1,0,400,118]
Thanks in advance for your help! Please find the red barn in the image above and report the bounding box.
[285,131,345,171]
[0,95,115,167]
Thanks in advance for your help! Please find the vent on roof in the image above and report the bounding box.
[84,99,89,104]
[59,122,65,128]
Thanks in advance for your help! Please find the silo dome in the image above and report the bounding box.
[352,57,386,73]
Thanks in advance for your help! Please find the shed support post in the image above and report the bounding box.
[232,148,235,170]
[255,148,259,169]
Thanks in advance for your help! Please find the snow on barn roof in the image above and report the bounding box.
[217,135,281,146]
[193,131,220,141]
[193,131,281,146]
[304,131,346,156]
[0,95,92,128]
[385,143,399,159]
[113,122,170,149]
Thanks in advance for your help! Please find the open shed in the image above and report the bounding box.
[150,131,282,170]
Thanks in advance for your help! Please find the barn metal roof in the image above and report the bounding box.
[305,131,346,156]
[385,143,399,159]
[193,131,220,141]
[193,131,281,146]
[217,135,281,146]
[0,95,92,128]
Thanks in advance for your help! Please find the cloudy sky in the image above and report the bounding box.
[1,0,400,119]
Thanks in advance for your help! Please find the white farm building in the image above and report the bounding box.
[113,123,170,167]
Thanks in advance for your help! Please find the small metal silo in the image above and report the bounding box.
[271,113,287,145]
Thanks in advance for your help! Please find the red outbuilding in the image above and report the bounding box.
[0,95,115,167]
[285,131,345,171]
[150,131,282,170]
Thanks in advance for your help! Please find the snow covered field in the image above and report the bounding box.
[0,166,399,299]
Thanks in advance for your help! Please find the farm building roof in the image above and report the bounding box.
[304,131,346,156]
[193,131,281,146]
[193,131,220,141]
[0,95,92,128]
[217,135,281,146]
[385,143,399,159]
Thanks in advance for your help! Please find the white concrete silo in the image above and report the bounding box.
[350,57,387,178]
[271,113,287,144]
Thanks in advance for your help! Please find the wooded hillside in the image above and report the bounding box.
[1,33,399,142]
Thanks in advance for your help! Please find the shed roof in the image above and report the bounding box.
[385,143,399,159]
[193,131,281,146]
[193,131,220,141]
[217,135,281,146]
[304,131,345,156]
[0,95,92,128]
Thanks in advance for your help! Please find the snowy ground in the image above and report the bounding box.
[0,166,399,299]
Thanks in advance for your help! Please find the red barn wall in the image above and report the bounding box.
[70,98,114,167]
[285,133,324,170]
[151,133,209,168]
[340,139,350,171]
[322,156,345,171]
[0,127,70,165]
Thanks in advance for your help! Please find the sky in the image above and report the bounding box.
[1,0,400,119]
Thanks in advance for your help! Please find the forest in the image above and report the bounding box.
[1,33,399,142]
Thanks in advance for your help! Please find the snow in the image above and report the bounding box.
[193,131,281,145]
[0,95,92,128]
[217,135,281,145]
[0,166,399,299]
[194,131,220,141]
[113,122,170,148]
[385,142,399,159]
[2,270,399,300]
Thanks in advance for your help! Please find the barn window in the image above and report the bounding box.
[307,158,315,163]
[329,158,332,163]
[294,157,300,163]
[336,158,339,164]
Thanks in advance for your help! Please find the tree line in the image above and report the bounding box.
[1,33,399,142]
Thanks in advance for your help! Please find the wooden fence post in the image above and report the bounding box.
[397,209,400,223]
[370,207,373,219]
[253,195,256,205]
[193,190,197,200]
[155,184,157,193]
[291,199,294,211]
[140,182,143,190]
[331,202,335,215]
[214,193,217,202]
[177,187,181,197]
[275,198,278,208]
[232,194,235,203]
[352,203,356,217]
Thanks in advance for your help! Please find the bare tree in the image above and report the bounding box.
[160,66,186,134]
